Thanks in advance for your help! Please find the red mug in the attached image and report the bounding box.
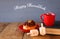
[40,12,55,26]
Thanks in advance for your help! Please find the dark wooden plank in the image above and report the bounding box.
[23,33,51,39]
[51,36,60,39]
[0,23,24,39]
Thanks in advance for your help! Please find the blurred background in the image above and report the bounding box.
[0,0,60,22]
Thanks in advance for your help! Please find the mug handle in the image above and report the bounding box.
[40,14,44,22]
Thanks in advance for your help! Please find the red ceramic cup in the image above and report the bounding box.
[40,12,55,26]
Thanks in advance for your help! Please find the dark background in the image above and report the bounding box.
[0,0,60,22]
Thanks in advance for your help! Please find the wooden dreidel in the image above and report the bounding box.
[27,29,39,36]
[39,23,46,35]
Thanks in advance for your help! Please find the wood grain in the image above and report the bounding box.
[0,23,24,39]
[0,22,60,39]
[51,36,60,39]
[0,23,9,33]
[23,33,51,39]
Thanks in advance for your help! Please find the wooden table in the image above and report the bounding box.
[0,22,60,39]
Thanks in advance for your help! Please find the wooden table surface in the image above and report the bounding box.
[0,22,60,39]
